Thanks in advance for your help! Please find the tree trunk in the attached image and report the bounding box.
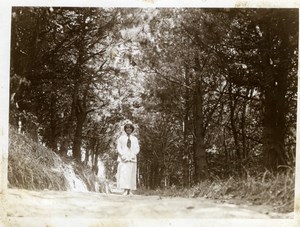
[59,81,79,156]
[193,77,208,184]
[261,17,289,171]
[228,83,242,172]
[73,108,86,162]
[50,93,58,152]
[183,65,191,187]
[241,88,251,159]
[84,148,90,166]
[149,162,161,189]
[262,70,287,171]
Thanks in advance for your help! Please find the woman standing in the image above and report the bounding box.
[116,123,140,195]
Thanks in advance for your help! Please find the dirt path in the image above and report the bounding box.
[1,188,295,227]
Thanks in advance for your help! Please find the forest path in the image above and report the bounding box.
[2,188,294,227]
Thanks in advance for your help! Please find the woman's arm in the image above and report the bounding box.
[132,137,140,155]
[117,136,131,161]
[117,136,126,156]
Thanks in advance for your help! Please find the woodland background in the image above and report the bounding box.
[9,8,298,193]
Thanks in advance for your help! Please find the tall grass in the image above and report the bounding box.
[8,127,70,190]
[8,126,102,191]
[8,126,295,213]
[137,170,295,213]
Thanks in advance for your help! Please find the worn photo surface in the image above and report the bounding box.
[1,1,299,226]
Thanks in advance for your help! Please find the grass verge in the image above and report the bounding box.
[136,170,294,213]
[8,127,97,191]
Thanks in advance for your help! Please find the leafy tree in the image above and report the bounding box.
[10,8,297,187]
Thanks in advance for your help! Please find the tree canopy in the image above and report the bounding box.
[10,7,298,189]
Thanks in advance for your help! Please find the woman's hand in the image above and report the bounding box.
[121,153,135,162]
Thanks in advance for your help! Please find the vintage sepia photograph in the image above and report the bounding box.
[0,1,299,226]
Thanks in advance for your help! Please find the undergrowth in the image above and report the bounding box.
[137,170,295,213]
[8,126,295,214]
[8,127,96,191]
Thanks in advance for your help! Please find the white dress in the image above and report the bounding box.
[116,134,140,190]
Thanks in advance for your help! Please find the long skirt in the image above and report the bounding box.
[116,161,137,190]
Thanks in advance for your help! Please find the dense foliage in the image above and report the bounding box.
[135,8,298,188]
[10,8,298,190]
